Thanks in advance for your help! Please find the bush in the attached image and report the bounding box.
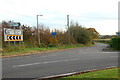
[76,30,91,44]
[110,37,120,50]
[3,42,25,53]
[47,43,56,47]
[40,43,47,48]
[69,23,91,44]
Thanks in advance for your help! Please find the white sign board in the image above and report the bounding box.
[8,22,21,27]
[4,28,23,41]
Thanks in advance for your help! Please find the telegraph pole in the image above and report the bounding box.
[37,15,43,48]
[37,15,40,47]
[67,15,70,44]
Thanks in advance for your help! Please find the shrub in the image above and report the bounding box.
[3,42,25,53]
[47,43,56,47]
[40,43,47,48]
[110,37,120,50]
[69,23,91,44]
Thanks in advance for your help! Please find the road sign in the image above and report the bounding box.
[8,22,21,27]
[52,32,56,36]
[4,28,23,41]
[4,28,22,35]
[116,32,120,37]
[7,35,21,41]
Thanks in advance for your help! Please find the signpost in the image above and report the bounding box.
[52,32,56,36]
[116,32,120,37]
[8,22,21,27]
[4,22,23,47]
[52,32,56,38]
[4,28,23,41]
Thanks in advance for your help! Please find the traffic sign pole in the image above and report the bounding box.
[14,27,15,47]
[14,41,15,47]
[5,21,23,47]
[19,41,21,46]
[8,41,10,47]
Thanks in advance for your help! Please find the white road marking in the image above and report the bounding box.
[13,59,80,68]
[102,52,119,53]
[13,55,118,68]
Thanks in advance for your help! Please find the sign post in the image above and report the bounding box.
[4,22,23,47]
[13,27,15,47]
[116,32,120,37]
[52,32,56,38]
[4,28,23,41]
[8,22,21,27]
[8,41,9,47]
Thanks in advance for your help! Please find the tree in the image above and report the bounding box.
[69,22,91,44]
[87,28,99,39]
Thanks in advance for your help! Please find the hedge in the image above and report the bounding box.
[110,37,120,50]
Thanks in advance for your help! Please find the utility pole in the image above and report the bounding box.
[67,15,70,44]
[37,15,43,48]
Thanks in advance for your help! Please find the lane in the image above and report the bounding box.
[2,43,118,78]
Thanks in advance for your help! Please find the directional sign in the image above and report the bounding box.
[7,35,21,41]
[52,32,56,36]
[8,22,21,27]
[116,32,120,37]
[4,28,22,35]
[4,28,23,41]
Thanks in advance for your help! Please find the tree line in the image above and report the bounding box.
[0,21,99,52]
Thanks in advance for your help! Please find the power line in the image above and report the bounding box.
[69,15,117,20]
[1,10,117,20]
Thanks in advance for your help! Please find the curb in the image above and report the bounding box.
[35,66,118,80]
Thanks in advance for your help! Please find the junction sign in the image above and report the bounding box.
[4,28,23,41]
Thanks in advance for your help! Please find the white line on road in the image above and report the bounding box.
[12,54,118,68]
[102,52,119,53]
[13,59,80,68]
[13,55,118,68]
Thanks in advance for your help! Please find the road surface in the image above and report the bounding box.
[2,43,118,79]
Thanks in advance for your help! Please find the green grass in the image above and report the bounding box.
[94,39,111,44]
[96,41,109,44]
[2,44,94,56]
[57,68,119,80]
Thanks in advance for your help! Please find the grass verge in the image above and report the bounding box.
[57,68,119,80]
[2,44,94,57]
[94,39,110,44]
[96,42,109,44]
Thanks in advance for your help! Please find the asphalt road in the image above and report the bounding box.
[2,43,118,79]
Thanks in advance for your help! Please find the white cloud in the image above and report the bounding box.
[86,20,118,35]
[0,0,119,35]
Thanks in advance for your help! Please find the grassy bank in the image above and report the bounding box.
[57,68,119,80]
[96,41,109,44]
[2,44,94,56]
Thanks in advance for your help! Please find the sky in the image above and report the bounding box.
[0,0,119,35]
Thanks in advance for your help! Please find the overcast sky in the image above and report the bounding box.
[0,0,119,35]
